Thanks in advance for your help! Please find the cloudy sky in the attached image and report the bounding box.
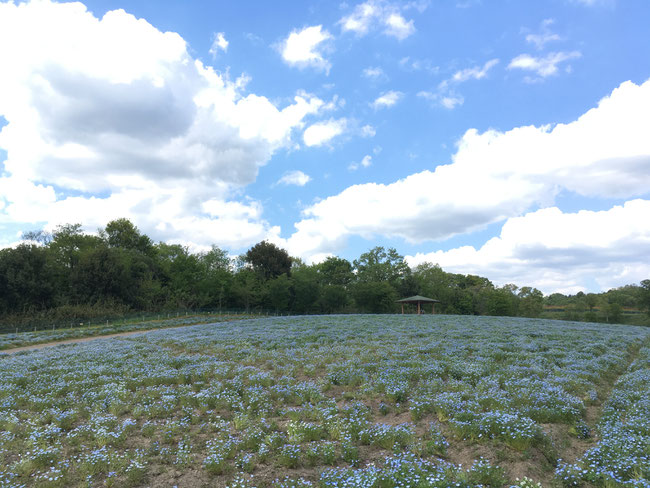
[1,0,649,294]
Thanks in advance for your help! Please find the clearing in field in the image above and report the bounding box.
[1,315,649,487]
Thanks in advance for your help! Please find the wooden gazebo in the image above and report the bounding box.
[397,295,440,315]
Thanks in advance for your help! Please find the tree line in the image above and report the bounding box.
[1,218,649,325]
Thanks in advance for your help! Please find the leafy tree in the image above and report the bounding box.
[268,274,291,312]
[487,287,517,317]
[291,266,321,313]
[200,245,231,272]
[585,293,598,312]
[317,256,354,287]
[459,274,494,315]
[231,269,262,312]
[0,244,55,314]
[101,218,154,255]
[49,223,102,270]
[244,241,292,281]
[319,285,348,313]
[353,281,397,313]
[69,246,128,305]
[197,246,232,310]
[156,243,204,308]
[354,247,409,285]
[600,300,623,323]
[518,287,544,318]
[413,263,455,312]
[642,279,650,316]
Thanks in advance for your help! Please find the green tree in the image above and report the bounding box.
[458,274,494,315]
[0,244,55,314]
[231,269,262,312]
[354,247,409,285]
[319,285,348,313]
[487,287,517,317]
[585,293,598,312]
[317,256,354,287]
[49,223,102,270]
[244,241,292,281]
[197,246,232,310]
[413,263,455,312]
[156,243,204,308]
[639,279,650,316]
[352,281,397,313]
[268,274,291,312]
[102,218,153,255]
[518,287,544,318]
[291,266,321,313]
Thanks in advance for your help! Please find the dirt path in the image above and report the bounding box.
[2,325,201,355]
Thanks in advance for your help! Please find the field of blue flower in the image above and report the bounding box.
[1,315,648,487]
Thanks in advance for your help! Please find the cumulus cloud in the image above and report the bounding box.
[286,78,650,259]
[279,25,333,73]
[508,51,581,79]
[209,32,229,57]
[406,200,650,294]
[276,170,312,187]
[339,0,418,40]
[303,118,347,146]
[371,90,403,109]
[0,0,329,250]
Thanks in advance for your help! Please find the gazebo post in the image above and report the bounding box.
[417,301,421,315]
[401,304,404,314]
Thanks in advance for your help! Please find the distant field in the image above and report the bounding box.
[0,313,252,351]
[1,315,649,487]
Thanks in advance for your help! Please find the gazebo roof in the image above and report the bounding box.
[396,295,441,303]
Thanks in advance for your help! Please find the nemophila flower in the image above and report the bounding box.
[1,315,649,486]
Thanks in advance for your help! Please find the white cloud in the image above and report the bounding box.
[361,124,376,137]
[363,66,386,80]
[339,0,418,40]
[209,32,228,57]
[525,19,561,50]
[202,198,261,220]
[286,79,650,259]
[279,25,333,73]
[303,118,347,146]
[371,90,403,109]
[399,56,438,74]
[406,200,650,294]
[348,154,373,171]
[508,51,581,78]
[450,59,499,83]
[419,59,497,109]
[0,0,328,251]
[439,94,465,109]
[277,170,312,187]
[383,12,415,40]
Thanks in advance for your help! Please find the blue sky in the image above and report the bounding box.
[1,0,649,294]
